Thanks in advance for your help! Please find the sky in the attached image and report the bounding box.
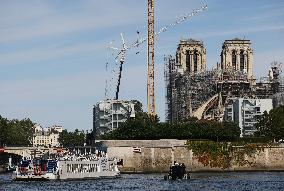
[0,0,283,131]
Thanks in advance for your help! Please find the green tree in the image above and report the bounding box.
[255,106,284,141]
[86,130,95,146]
[0,116,34,146]
[102,115,240,141]
[131,100,143,113]
[0,115,8,146]
[58,129,86,147]
[58,129,70,147]
[72,129,85,146]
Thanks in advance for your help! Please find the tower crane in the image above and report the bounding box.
[147,0,155,115]
[109,3,207,115]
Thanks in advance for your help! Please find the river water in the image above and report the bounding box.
[1,172,284,191]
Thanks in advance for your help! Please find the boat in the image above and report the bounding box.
[164,162,190,180]
[12,154,120,181]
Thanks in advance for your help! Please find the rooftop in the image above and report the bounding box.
[224,38,251,44]
[179,38,203,45]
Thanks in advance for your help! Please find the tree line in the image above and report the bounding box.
[0,115,34,146]
[1,105,283,147]
[102,104,284,142]
[101,112,241,141]
[0,115,90,147]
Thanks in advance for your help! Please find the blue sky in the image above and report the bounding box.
[0,0,283,131]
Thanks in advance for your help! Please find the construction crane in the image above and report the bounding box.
[147,0,155,115]
[109,33,127,100]
[109,4,208,113]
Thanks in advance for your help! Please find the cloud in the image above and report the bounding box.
[0,41,107,66]
[0,0,146,43]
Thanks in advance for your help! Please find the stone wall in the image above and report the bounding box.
[97,140,284,172]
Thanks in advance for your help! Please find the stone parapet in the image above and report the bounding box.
[97,140,284,173]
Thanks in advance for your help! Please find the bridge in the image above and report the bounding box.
[0,147,56,158]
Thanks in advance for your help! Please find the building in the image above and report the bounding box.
[33,125,63,147]
[165,38,282,125]
[165,38,252,123]
[93,99,136,138]
[220,38,254,80]
[176,38,206,73]
[224,98,273,137]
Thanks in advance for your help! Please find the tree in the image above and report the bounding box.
[58,129,86,147]
[0,116,34,146]
[58,130,70,147]
[86,130,95,146]
[0,115,8,146]
[131,100,143,114]
[102,115,240,141]
[255,106,284,141]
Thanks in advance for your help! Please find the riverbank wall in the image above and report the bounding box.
[95,140,284,173]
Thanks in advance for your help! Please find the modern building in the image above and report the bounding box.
[33,125,63,147]
[93,99,136,138]
[224,98,273,137]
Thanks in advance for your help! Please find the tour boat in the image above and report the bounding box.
[12,155,120,181]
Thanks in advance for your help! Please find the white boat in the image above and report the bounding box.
[12,155,120,181]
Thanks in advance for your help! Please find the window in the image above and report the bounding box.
[194,49,198,72]
[186,50,190,71]
[232,50,236,69]
[240,50,244,71]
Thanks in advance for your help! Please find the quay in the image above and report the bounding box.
[96,139,284,173]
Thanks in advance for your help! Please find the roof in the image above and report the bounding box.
[224,38,251,43]
[179,38,203,45]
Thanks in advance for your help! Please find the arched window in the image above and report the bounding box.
[186,50,190,72]
[240,50,244,71]
[232,50,236,70]
[194,49,198,72]
[221,53,223,69]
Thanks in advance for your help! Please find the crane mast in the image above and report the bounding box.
[147,0,155,116]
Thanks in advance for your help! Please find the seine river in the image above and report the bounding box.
[1,172,284,191]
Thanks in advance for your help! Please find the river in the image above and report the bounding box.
[1,172,284,191]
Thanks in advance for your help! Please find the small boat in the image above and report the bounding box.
[12,154,120,181]
[164,162,190,180]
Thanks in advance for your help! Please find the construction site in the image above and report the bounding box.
[93,0,283,138]
[164,38,283,135]
[93,1,208,138]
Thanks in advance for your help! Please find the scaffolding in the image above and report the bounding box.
[164,55,283,123]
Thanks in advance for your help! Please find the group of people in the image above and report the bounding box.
[166,161,188,180]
